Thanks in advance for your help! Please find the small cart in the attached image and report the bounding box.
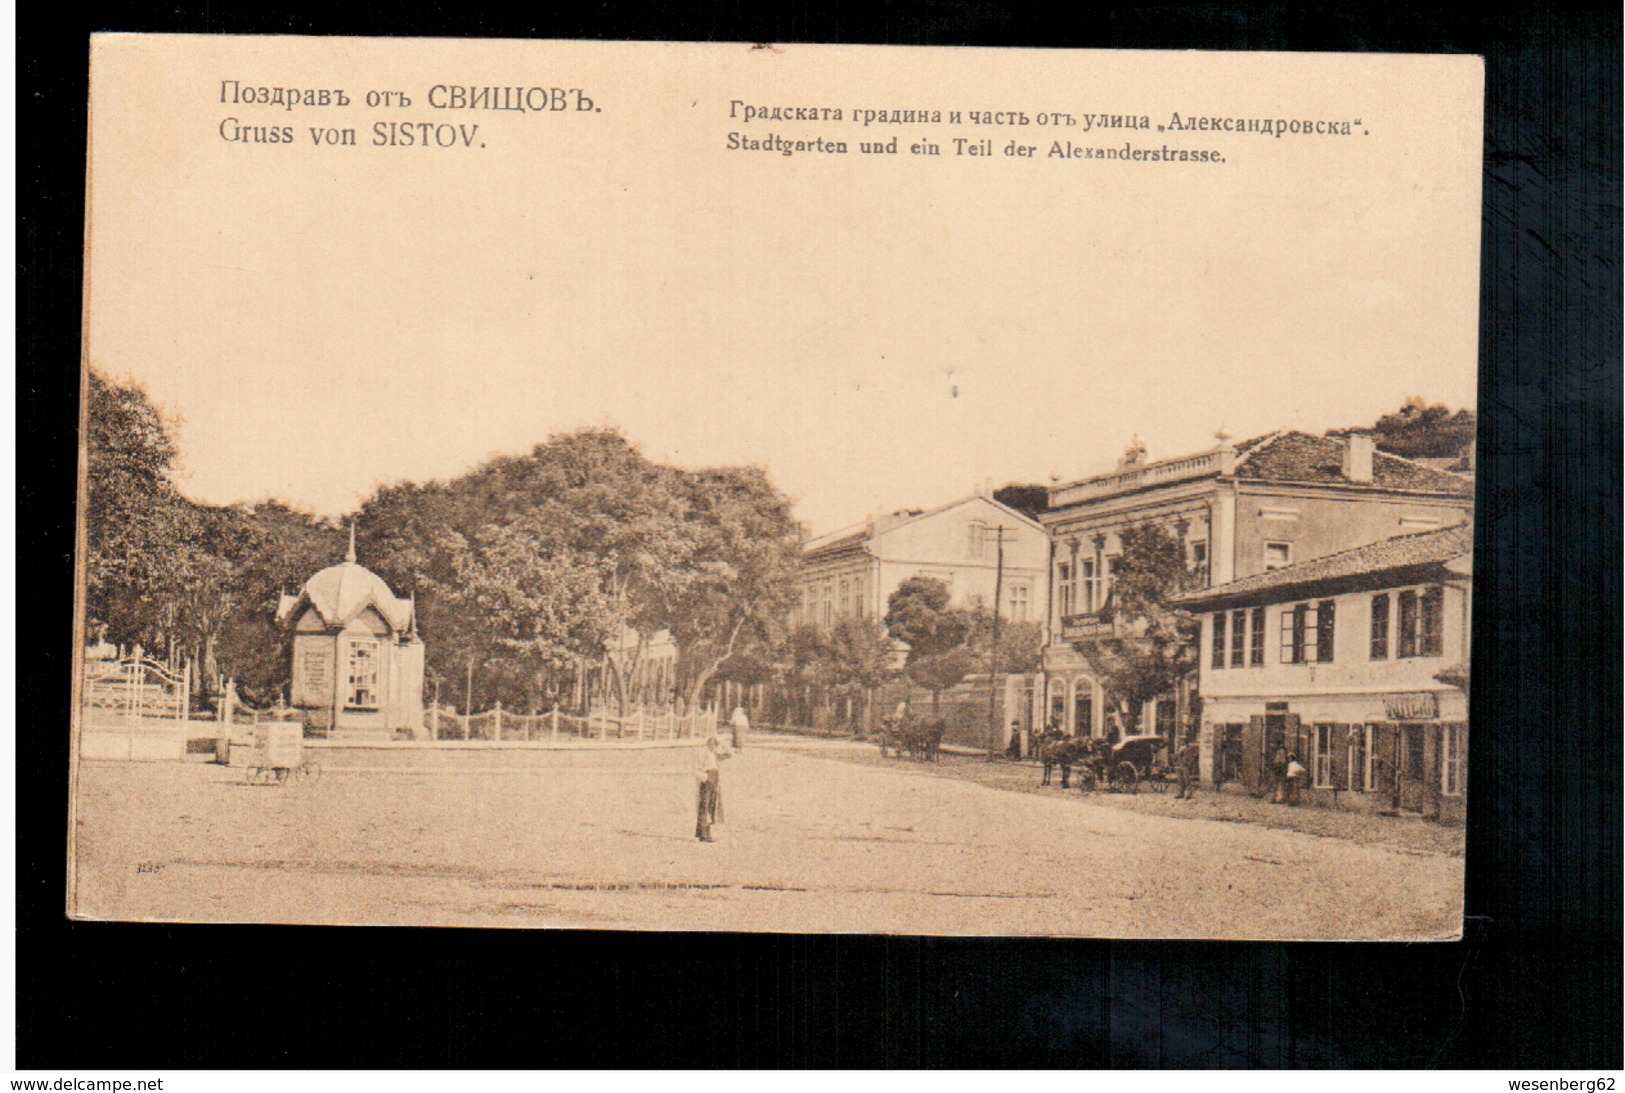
[246,720,317,784]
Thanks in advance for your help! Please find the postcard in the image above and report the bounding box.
[73,35,1483,936]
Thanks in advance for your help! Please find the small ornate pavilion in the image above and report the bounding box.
[276,527,424,738]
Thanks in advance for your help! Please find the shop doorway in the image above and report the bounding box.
[1398,723,1428,813]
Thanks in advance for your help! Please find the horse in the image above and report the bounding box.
[1038,732,1085,788]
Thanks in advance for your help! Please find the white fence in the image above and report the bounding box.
[82,646,190,727]
[428,702,722,742]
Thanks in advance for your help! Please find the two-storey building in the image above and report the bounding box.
[1173,522,1471,822]
[795,492,1049,631]
[1040,429,1473,742]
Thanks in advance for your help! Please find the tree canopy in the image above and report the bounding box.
[1078,522,1200,735]
[1341,398,1477,462]
[83,371,803,712]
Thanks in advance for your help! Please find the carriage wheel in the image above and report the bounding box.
[1076,767,1098,793]
[1113,762,1139,792]
[1150,772,1170,794]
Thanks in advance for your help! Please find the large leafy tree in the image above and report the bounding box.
[438,518,616,710]
[1078,522,1199,736]
[664,465,803,706]
[992,484,1048,521]
[354,431,801,712]
[1350,398,1477,462]
[83,370,237,671]
[964,611,1045,675]
[884,577,974,713]
[210,501,343,704]
[824,616,897,728]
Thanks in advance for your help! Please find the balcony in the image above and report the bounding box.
[1049,449,1230,509]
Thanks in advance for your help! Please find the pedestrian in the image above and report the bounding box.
[1270,743,1289,803]
[1173,738,1198,799]
[1285,752,1307,806]
[1005,720,1023,760]
[729,705,750,749]
[695,735,731,841]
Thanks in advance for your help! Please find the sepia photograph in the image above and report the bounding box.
[71,35,1485,938]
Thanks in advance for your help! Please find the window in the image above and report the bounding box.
[1420,586,1444,656]
[1250,607,1266,666]
[1057,562,1074,616]
[346,639,380,709]
[1441,723,1464,797]
[1081,559,1098,613]
[838,578,850,618]
[1316,600,1336,663]
[1103,556,1120,606]
[1189,539,1209,578]
[1347,725,1367,792]
[1312,724,1334,788]
[1212,612,1227,669]
[1229,609,1247,668]
[966,521,986,560]
[1007,582,1031,620]
[1280,602,1320,664]
[1155,699,1175,738]
[1264,541,1293,571]
[1397,590,1418,657]
[1370,593,1390,659]
[1397,586,1445,658]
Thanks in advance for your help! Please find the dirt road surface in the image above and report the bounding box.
[70,737,1462,937]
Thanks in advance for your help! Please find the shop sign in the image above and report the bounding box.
[1384,692,1439,720]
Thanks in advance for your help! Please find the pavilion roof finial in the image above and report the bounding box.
[346,521,357,564]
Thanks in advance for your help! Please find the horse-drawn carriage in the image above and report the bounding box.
[1037,731,1177,793]
[877,713,946,762]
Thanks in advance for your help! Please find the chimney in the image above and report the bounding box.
[1342,432,1375,484]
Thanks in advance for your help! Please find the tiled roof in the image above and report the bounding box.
[1235,431,1472,494]
[1173,522,1473,608]
[803,528,869,557]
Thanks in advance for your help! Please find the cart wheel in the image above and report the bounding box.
[1076,767,1097,793]
[1114,761,1140,792]
[1150,773,1170,794]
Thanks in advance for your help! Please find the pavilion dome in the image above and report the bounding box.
[276,530,415,633]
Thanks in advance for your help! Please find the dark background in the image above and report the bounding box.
[18,2,1622,1069]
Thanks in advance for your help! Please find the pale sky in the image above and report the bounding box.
[86,38,1483,535]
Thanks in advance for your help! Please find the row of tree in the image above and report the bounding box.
[85,370,802,710]
[766,582,1046,730]
[86,371,1469,730]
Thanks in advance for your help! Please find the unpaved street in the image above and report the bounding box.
[71,738,1462,938]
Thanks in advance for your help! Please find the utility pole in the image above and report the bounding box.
[985,524,1015,760]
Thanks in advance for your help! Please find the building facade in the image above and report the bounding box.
[1173,523,1472,822]
[1040,430,1473,742]
[795,493,1049,632]
[277,532,425,737]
